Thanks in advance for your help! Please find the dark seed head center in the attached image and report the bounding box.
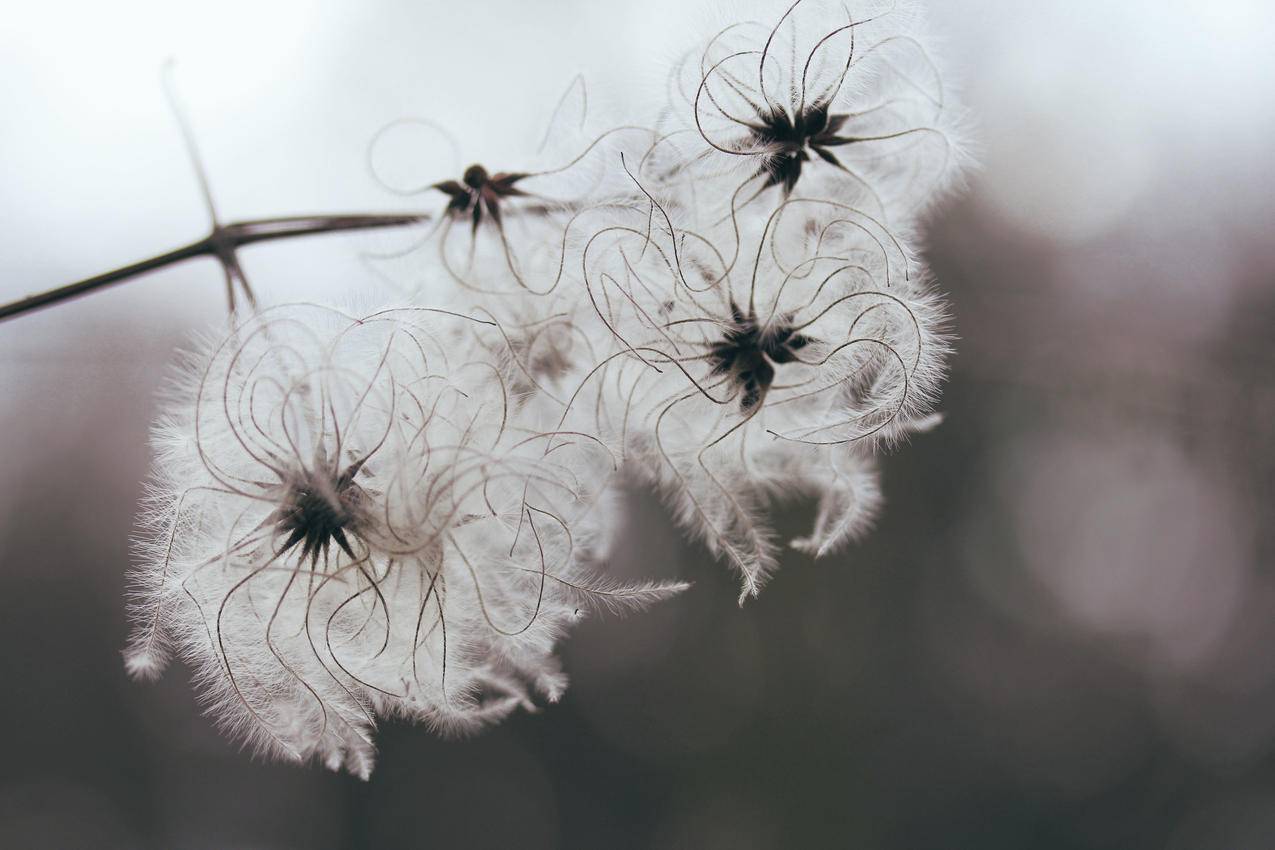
[747,103,847,193]
[463,164,490,189]
[273,459,366,566]
[706,302,813,413]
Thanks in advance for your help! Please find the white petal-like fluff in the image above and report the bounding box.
[124,0,968,776]
[649,0,969,227]
[124,304,685,776]
[364,76,660,304]
[558,182,947,600]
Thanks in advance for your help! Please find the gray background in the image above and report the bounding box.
[3,1,1275,846]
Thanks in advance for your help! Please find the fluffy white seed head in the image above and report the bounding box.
[650,0,970,228]
[125,0,969,773]
[124,303,685,776]
[549,179,948,599]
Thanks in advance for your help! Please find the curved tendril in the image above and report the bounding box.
[537,73,588,155]
[694,51,770,156]
[653,390,759,596]
[758,0,804,117]
[366,117,461,196]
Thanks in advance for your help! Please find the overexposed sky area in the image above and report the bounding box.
[1,0,1271,325]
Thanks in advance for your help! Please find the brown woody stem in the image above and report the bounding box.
[0,212,429,322]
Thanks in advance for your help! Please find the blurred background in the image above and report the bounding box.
[2,1,1274,847]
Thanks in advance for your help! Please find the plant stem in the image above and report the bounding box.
[0,212,429,322]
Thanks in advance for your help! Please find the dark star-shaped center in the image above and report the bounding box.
[432,164,530,233]
[706,301,814,413]
[271,455,368,567]
[745,104,855,194]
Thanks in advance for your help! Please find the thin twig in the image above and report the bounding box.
[0,212,431,323]
[0,60,436,324]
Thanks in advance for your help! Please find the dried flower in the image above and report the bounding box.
[124,303,685,776]
[365,79,657,300]
[560,182,948,600]
[118,0,971,776]
[652,0,967,224]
